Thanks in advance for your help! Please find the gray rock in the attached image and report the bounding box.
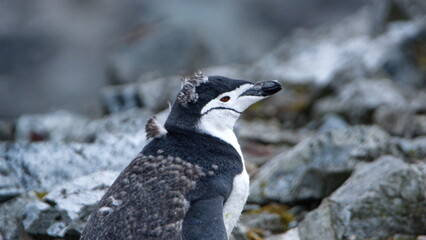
[249,9,372,88]
[0,108,166,205]
[241,85,315,126]
[394,0,426,18]
[15,110,91,142]
[265,228,300,240]
[22,171,119,238]
[298,156,426,240]
[410,90,426,113]
[230,225,248,240]
[44,170,119,221]
[371,0,426,35]
[317,114,349,133]
[239,212,285,234]
[0,120,13,141]
[246,8,424,124]
[101,85,144,114]
[382,22,426,88]
[261,5,425,86]
[0,158,23,203]
[237,120,312,145]
[373,105,415,137]
[202,65,246,80]
[14,108,153,144]
[0,192,38,240]
[101,75,180,114]
[374,105,426,138]
[88,108,154,145]
[0,141,135,193]
[23,201,71,237]
[248,9,424,88]
[413,115,426,136]
[313,79,407,123]
[249,126,392,204]
[394,136,426,159]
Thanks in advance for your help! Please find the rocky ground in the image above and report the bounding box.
[1,0,426,240]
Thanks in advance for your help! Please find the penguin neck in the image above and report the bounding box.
[197,116,243,158]
[164,103,243,158]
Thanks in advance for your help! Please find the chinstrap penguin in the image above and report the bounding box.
[80,72,281,240]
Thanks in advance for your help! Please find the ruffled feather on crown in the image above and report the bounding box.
[177,71,208,107]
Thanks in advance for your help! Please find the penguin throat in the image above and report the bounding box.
[197,115,243,157]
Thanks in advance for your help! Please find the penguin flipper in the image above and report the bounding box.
[182,196,228,240]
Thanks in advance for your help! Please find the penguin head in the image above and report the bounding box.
[165,72,281,136]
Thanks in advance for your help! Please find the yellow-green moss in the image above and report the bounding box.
[35,191,48,199]
[246,203,296,231]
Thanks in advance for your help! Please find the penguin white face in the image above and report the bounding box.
[198,79,281,134]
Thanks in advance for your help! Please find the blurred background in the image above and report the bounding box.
[0,0,368,119]
[1,1,426,240]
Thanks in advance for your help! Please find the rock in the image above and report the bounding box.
[23,201,71,237]
[249,9,372,88]
[373,105,415,137]
[0,141,135,193]
[394,136,426,160]
[101,75,180,114]
[313,79,407,124]
[298,156,426,240]
[240,212,284,234]
[410,90,426,113]
[134,76,180,113]
[0,120,13,141]
[0,157,23,203]
[230,225,248,240]
[239,203,295,236]
[373,88,426,137]
[101,85,143,114]
[43,170,119,221]
[15,110,90,142]
[382,22,426,88]
[88,108,154,146]
[250,6,425,87]
[374,105,426,137]
[0,192,38,240]
[413,115,426,136]
[242,77,318,126]
[0,107,166,208]
[14,108,153,145]
[371,0,426,35]
[249,126,392,204]
[265,228,300,240]
[316,114,349,133]
[245,8,425,125]
[237,120,312,145]
[202,65,246,80]
[22,171,119,238]
[392,0,426,18]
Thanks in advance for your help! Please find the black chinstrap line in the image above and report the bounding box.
[201,107,242,116]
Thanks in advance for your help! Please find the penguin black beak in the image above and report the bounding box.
[240,80,282,97]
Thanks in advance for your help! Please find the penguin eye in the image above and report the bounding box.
[220,96,230,102]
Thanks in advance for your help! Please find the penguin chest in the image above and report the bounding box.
[222,169,250,235]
